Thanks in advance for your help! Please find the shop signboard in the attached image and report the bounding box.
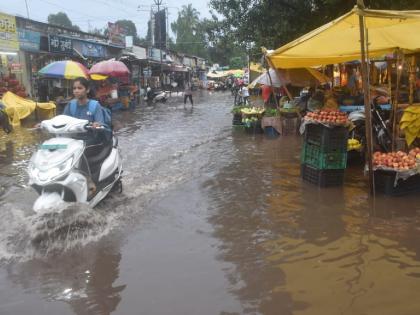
[49,35,73,54]
[0,12,18,51]
[132,64,140,78]
[73,40,106,58]
[10,63,22,73]
[107,22,125,47]
[143,68,152,78]
[132,46,147,60]
[149,47,162,61]
[18,28,41,52]
[125,36,133,48]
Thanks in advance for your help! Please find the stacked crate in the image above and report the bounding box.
[301,124,349,187]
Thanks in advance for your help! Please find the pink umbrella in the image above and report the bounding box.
[89,59,130,78]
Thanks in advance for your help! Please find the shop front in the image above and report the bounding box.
[0,12,26,98]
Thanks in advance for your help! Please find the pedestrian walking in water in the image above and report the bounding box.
[184,81,193,107]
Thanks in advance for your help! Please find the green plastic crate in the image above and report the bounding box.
[301,142,347,170]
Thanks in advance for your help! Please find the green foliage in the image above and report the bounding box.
[209,0,420,52]
[264,108,279,117]
[171,4,208,58]
[229,57,246,69]
[231,106,243,114]
[47,12,80,30]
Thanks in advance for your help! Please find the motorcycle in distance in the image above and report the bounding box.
[144,86,167,103]
[28,115,123,213]
[348,98,392,154]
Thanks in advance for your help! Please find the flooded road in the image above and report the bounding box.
[1,91,420,314]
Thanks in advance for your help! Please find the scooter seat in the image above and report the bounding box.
[85,141,113,182]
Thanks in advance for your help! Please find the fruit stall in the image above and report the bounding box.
[300,110,350,187]
[0,75,28,99]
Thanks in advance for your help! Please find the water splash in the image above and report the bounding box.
[0,202,116,263]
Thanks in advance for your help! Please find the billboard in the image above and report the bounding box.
[108,22,126,47]
[18,28,41,52]
[154,9,166,49]
[0,12,18,51]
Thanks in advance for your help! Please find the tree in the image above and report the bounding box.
[229,57,246,69]
[47,12,80,30]
[171,4,208,58]
[209,0,420,54]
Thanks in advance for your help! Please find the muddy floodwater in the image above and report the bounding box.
[1,91,420,315]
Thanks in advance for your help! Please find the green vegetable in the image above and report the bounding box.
[231,106,244,114]
[264,108,279,117]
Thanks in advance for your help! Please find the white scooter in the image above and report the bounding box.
[144,87,167,103]
[28,115,122,213]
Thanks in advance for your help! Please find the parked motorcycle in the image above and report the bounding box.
[348,99,392,153]
[28,115,123,213]
[144,87,167,103]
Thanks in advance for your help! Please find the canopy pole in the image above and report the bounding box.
[265,55,294,100]
[358,2,375,195]
[409,54,416,106]
[392,51,402,151]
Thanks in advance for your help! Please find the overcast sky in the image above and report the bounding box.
[0,0,212,37]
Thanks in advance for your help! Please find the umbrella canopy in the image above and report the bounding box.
[249,68,330,88]
[227,69,244,77]
[39,61,88,79]
[207,71,228,78]
[89,59,130,77]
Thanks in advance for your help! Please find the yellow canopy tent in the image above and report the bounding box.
[250,63,264,73]
[267,7,420,69]
[226,69,244,77]
[1,92,56,126]
[250,62,264,82]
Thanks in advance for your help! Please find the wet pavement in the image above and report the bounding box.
[1,91,420,314]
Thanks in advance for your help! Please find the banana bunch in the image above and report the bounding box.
[348,138,362,151]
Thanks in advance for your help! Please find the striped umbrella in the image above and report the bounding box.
[39,61,89,79]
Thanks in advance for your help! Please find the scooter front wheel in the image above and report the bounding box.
[33,192,68,214]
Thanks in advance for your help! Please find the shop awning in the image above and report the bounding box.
[249,68,330,88]
[170,65,188,72]
[267,7,420,69]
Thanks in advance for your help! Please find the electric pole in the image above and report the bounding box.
[25,0,30,18]
[154,0,164,88]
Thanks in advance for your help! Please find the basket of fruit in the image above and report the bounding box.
[304,109,349,126]
[372,150,420,196]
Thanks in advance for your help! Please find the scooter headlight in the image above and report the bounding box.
[31,157,74,182]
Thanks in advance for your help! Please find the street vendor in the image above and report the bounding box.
[96,79,123,111]
[347,68,360,96]
[307,88,325,112]
[323,85,338,110]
